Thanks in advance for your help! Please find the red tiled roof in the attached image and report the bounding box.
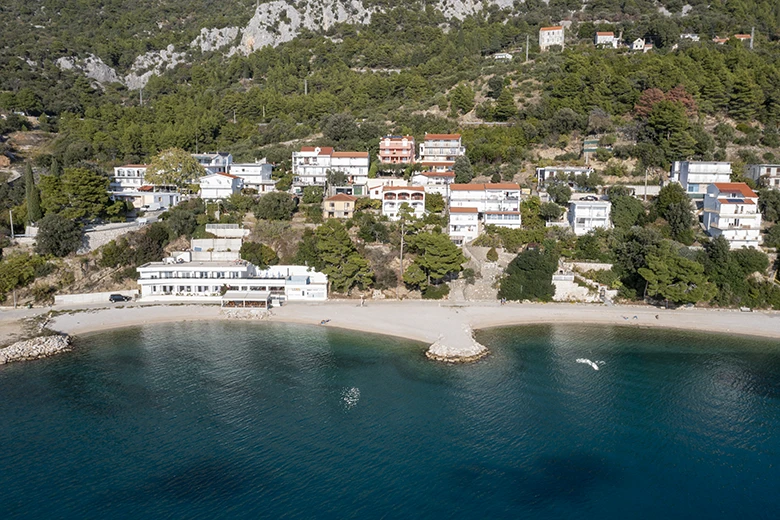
[139,185,154,192]
[325,193,357,202]
[718,198,755,205]
[300,146,334,155]
[332,151,369,158]
[540,26,563,31]
[450,207,479,213]
[424,133,461,140]
[596,32,614,36]
[216,172,240,179]
[450,183,485,191]
[485,183,521,190]
[712,183,758,198]
[734,34,751,39]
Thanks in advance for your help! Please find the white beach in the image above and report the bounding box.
[1,300,779,361]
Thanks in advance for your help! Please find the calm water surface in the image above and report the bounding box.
[1,321,779,519]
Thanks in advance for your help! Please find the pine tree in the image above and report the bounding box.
[493,88,517,121]
[24,163,42,224]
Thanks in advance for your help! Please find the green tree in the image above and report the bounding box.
[493,88,517,121]
[240,241,279,268]
[655,183,694,244]
[406,232,466,285]
[145,148,207,191]
[498,247,558,301]
[758,189,780,222]
[315,220,373,293]
[449,83,475,114]
[765,224,780,249]
[486,247,499,262]
[302,186,324,204]
[326,170,348,186]
[729,74,763,122]
[425,192,445,213]
[255,192,297,221]
[49,158,61,177]
[0,253,46,300]
[453,156,473,184]
[539,201,563,221]
[60,168,110,220]
[638,244,716,306]
[547,183,571,205]
[34,214,83,257]
[24,164,42,223]
[610,196,646,229]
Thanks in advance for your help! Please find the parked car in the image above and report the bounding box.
[109,294,132,303]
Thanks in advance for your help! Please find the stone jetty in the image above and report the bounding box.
[0,335,72,365]
[425,325,489,363]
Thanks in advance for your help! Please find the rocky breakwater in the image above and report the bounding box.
[425,325,488,363]
[0,335,72,365]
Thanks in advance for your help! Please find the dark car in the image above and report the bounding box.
[109,294,132,303]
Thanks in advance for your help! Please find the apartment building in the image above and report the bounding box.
[378,135,415,164]
[702,183,761,249]
[292,147,369,189]
[448,207,480,244]
[568,200,612,235]
[411,170,455,196]
[448,183,522,242]
[419,134,465,167]
[381,186,425,221]
[747,164,780,189]
[322,193,357,220]
[230,160,275,193]
[539,26,564,51]
[199,173,243,201]
[594,31,618,48]
[677,161,733,200]
[192,152,233,175]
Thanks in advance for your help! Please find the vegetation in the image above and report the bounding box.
[498,247,559,302]
[35,215,84,257]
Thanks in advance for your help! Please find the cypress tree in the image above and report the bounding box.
[24,163,42,223]
[49,157,61,176]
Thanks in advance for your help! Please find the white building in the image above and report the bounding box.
[419,134,465,168]
[110,164,148,193]
[702,183,762,249]
[568,200,612,235]
[411,170,455,196]
[594,31,618,48]
[381,186,426,221]
[192,152,232,175]
[367,178,409,200]
[747,164,780,189]
[680,33,700,42]
[492,52,513,61]
[677,161,733,200]
[199,173,243,201]
[536,165,594,185]
[230,160,276,193]
[448,183,522,241]
[539,26,565,51]
[449,207,480,245]
[292,147,369,191]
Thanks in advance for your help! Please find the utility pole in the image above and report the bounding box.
[304,78,308,96]
[9,209,14,240]
[750,27,754,50]
[644,167,649,202]
[525,34,529,62]
[140,88,143,106]
[233,109,237,124]
[262,105,266,119]
[398,218,405,299]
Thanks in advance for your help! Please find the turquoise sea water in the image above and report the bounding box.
[1,321,779,519]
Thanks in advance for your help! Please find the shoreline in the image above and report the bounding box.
[2,301,780,361]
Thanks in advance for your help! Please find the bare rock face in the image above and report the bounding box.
[0,335,72,365]
[55,0,518,89]
[425,325,489,363]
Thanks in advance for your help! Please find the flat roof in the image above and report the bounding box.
[222,290,271,301]
[139,260,251,269]
[424,133,461,140]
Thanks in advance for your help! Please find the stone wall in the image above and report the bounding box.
[0,335,71,364]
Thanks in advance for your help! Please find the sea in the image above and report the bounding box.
[0,321,779,519]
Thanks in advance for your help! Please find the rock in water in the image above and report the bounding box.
[0,335,72,365]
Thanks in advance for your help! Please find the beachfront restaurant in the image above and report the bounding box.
[221,290,272,308]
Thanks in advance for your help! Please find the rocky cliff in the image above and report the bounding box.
[57,0,519,89]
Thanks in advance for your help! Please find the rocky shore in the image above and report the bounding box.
[0,335,72,365]
[425,325,489,363]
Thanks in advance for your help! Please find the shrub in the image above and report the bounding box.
[486,247,499,262]
[422,283,450,300]
[35,214,83,257]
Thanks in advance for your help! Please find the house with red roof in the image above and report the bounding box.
[292,146,369,193]
[703,183,762,248]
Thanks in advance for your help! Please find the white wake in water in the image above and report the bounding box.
[576,358,603,370]
[341,387,360,409]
